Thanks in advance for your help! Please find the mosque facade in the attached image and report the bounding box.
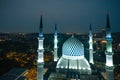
[37,13,114,80]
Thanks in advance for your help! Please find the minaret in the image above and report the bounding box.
[105,13,114,80]
[37,15,44,80]
[54,24,58,61]
[89,24,94,64]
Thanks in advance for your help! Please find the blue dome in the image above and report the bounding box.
[62,36,84,56]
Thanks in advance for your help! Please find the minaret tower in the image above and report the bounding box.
[89,24,94,64]
[105,13,114,80]
[54,24,58,61]
[37,15,44,80]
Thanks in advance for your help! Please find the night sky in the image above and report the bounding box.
[0,0,120,33]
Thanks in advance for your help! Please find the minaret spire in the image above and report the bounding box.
[39,15,43,38]
[37,15,44,80]
[55,24,57,35]
[89,24,92,31]
[89,24,94,64]
[89,24,92,36]
[106,13,110,29]
[105,13,114,80]
[105,13,113,58]
[54,24,58,61]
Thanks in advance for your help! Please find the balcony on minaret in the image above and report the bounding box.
[105,51,114,55]
[89,33,93,37]
[37,58,44,63]
[106,34,112,39]
[38,34,44,39]
[37,49,44,53]
[89,39,93,43]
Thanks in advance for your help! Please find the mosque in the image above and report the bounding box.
[37,13,114,80]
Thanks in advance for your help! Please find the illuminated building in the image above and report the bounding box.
[89,24,94,64]
[37,15,44,80]
[54,24,58,61]
[36,13,115,80]
[105,13,114,80]
[56,35,91,75]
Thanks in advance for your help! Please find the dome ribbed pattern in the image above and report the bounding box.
[62,36,84,56]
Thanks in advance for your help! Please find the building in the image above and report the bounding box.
[37,13,114,80]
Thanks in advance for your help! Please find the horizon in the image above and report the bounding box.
[0,31,120,34]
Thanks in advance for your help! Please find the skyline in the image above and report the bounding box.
[0,0,120,33]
